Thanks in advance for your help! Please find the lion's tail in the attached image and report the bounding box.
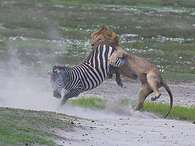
[162,81,173,118]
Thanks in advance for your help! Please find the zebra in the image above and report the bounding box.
[50,43,123,104]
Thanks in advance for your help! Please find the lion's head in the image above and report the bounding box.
[90,26,119,49]
[108,46,128,66]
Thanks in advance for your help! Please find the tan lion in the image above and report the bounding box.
[90,26,173,117]
[108,45,173,118]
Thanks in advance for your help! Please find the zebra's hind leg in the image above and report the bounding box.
[60,89,81,105]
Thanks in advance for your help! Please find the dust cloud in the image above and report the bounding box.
[0,39,61,112]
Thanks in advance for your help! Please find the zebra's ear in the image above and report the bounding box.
[56,68,61,73]
[52,65,62,73]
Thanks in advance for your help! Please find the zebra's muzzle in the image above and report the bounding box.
[53,90,61,99]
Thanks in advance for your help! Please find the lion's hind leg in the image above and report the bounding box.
[147,72,162,101]
[136,83,153,110]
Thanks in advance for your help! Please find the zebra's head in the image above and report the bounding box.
[50,65,71,98]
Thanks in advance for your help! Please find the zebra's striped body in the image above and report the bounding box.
[51,44,121,104]
[76,44,115,90]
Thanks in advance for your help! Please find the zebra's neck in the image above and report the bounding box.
[85,44,115,68]
[72,44,116,90]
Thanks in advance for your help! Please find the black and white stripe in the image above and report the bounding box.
[112,57,126,67]
[51,44,116,103]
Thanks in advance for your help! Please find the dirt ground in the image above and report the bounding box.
[56,109,195,146]
[54,80,195,146]
[83,79,195,107]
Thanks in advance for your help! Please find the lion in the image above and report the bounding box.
[90,26,173,117]
[108,48,173,118]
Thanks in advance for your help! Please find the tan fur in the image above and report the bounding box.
[90,26,119,49]
[108,48,173,117]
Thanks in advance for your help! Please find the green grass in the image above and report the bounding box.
[162,72,195,82]
[49,0,195,8]
[69,97,195,122]
[0,107,74,146]
[144,102,195,121]
[0,0,195,81]
[68,96,106,109]
[68,96,133,109]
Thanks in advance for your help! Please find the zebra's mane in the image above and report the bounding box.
[84,43,116,63]
[83,47,96,63]
[52,65,72,73]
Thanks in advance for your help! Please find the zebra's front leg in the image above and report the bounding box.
[60,89,81,105]
[108,65,114,79]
